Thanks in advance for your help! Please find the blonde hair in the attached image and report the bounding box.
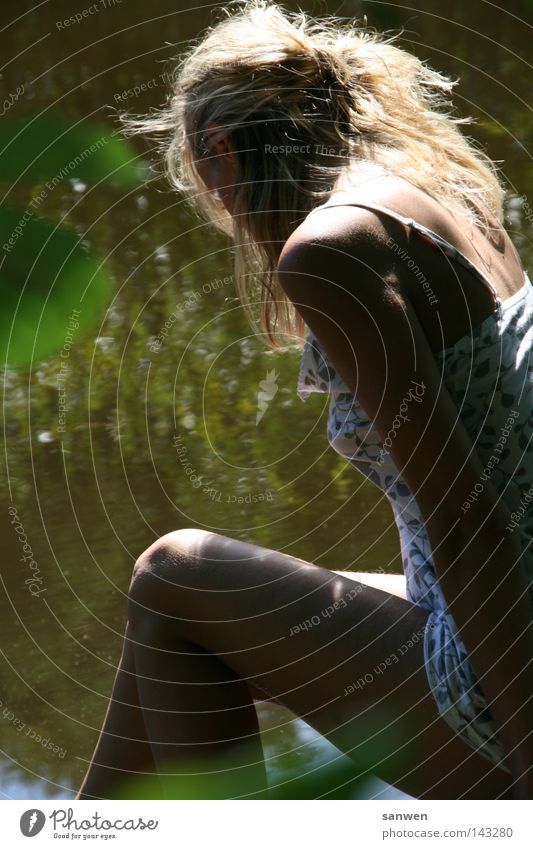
[121,0,506,349]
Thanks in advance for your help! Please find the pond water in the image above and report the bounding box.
[1,0,532,800]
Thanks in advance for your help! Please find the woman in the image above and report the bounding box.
[77,1,533,800]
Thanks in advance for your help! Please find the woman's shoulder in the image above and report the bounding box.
[284,172,446,262]
[279,177,407,273]
[285,172,526,315]
[277,206,396,296]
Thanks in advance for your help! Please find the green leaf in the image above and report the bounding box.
[0,114,146,187]
[0,206,111,366]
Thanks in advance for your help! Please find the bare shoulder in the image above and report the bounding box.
[279,170,434,272]
[278,197,400,282]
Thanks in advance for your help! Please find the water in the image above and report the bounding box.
[1,0,531,800]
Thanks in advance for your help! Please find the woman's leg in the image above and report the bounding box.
[249,570,406,702]
[78,528,514,800]
[128,632,267,799]
[77,621,266,800]
[77,628,157,799]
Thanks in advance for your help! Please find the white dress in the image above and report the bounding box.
[296,201,533,772]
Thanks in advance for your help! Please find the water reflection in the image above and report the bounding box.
[1,0,532,800]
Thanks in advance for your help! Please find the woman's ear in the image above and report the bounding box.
[202,123,235,158]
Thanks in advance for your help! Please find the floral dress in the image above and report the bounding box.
[296,201,533,773]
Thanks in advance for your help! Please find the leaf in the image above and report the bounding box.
[112,751,371,800]
[0,206,111,366]
[0,114,146,187]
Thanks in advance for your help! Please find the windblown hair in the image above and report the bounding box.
[121,0,505,349]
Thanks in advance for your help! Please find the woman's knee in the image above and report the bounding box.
[128,527,215,619]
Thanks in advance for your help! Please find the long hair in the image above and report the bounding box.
[120,0,506,349]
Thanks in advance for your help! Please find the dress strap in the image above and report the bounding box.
[307,200,503,310]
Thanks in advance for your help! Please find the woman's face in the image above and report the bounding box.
[194,125,237,215]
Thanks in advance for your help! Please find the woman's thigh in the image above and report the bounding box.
[129,528,513,800]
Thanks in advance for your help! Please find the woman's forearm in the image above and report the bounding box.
[428,513,533,788]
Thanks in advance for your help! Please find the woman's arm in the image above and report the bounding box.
[427,500,533,793]
[276,207,533,795]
